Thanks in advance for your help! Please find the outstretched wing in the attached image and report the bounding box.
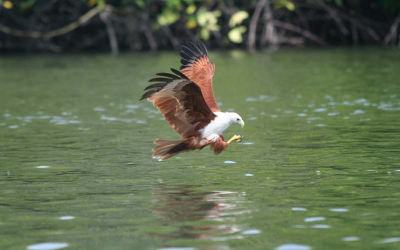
[140,69,216,139]
[180,41,220,112]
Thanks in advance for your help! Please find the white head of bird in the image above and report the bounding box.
[230,112,245,128]
[200,112,244,141]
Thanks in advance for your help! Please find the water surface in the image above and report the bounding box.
[1,48,400,250]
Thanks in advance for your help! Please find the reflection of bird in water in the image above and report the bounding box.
[140,40,244,161]
[150,184,250,243]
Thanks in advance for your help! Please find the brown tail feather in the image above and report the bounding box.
[153,139,195,161]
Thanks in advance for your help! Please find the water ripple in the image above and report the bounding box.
[275,244,311,250]
[342,236,360,242]
[27,243,68,250]
[304,217,325,222]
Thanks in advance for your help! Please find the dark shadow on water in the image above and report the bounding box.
[150,183,251,248]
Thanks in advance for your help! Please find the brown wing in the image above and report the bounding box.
[180,41,220,112]
[140,69,216,139]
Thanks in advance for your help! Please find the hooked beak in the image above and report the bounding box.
[240,120,245,128]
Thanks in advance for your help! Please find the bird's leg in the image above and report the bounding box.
[227,135,243,144]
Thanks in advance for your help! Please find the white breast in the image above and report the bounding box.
[200,112,232,141]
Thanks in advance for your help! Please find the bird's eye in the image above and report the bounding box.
[237,118,240,121]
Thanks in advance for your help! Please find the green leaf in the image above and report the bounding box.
[19,0,35,10]
[97,0,105,8]
[186,4,196,15]
[228,26,247,43]
[335,0,343,7]
[275,0,295,11]
[158,10,180,26]
[134,0,145,8]
[229,11,249,28]
[183,0,196,4]
[200,28,210,40]
[186,15,197,29]
[166,0,182,10]
[196,7,220,31]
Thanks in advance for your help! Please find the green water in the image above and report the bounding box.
[1,49,400,250]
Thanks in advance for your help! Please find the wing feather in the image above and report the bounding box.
[180,41,220,112]
[187,41,203,56]
[170,68,187,79]
[148,77,172,83]
[141,69,216,139]
[155,73,180,79]
[144,83,166,90]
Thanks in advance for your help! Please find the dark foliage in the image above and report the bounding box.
[0,0,399,53]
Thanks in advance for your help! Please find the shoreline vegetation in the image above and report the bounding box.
[0,0,399,54]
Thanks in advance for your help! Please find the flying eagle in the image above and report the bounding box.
[140,41,244,161]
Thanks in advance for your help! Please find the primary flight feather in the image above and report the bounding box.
[140,41,244,161]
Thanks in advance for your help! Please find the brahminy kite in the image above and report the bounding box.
[140,41,244,161]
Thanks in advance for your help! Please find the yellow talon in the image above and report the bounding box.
[228,135,243,144]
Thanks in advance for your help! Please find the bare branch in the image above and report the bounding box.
[384,13,400,46]
[161,26,179,50]
[248,0,266,51]
[100,10,119,55]
[141,3,157,51]
[318,2,349,36]
[0,6,111,38]
[272,20,328,47]
[337,12,381,43]
[351,23,359,45]
[262,0,279,49]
